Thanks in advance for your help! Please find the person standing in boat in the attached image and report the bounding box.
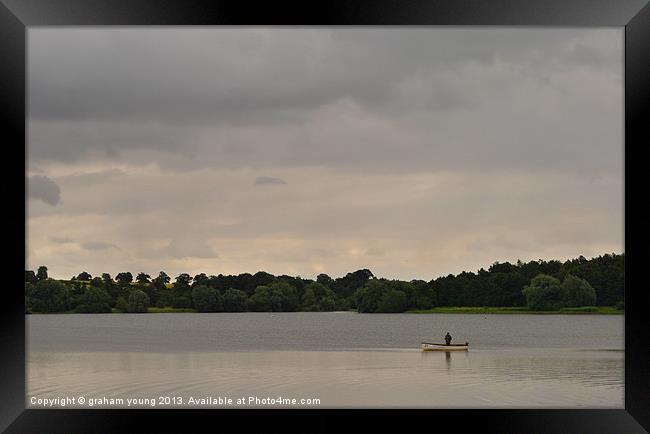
[445,332,452,346]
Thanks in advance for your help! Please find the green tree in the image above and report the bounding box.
[192,285,224,312]
[155,289,175,308]
[335,269,374,299]
[270,280,300,311]
[248,281,299,312]
[26,278,69,313]
[319,288,338,311]
[488,272,527,306]
[248,285,272,311]
[115,296,128,312]
[25,282,35,313]
[101,273,119,303]
[152,271,171,290]
[67,282,86,308]
[75,287,112,313]
[172,295,193,309]
[76,271,92,281]
[173,273,192,295]
[561,274,597,307]
[36,266,48,281]
[116,272,133,285]
[136,272,151,284]
[316,273,334,287]
[192,273,210,287]
[140,283,158,306]
[126,290,150,313]
[21,253,623,314]
[410,280,435,310]
[355,279,386,313]
[377,289,409,313]
[223,288,248,312]
[102,273,114,284]
[301,286,318,311]
[251,272,276,293]
[25,270,37,284]
[301,282,339,311]
[174,273,192,287]
[522,274,563,311]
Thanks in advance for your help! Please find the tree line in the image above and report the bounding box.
[24,253,624,314]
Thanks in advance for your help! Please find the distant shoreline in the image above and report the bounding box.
[406,306,623,315]
[26,306,623,315]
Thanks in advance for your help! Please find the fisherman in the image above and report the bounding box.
[445,332,452,346]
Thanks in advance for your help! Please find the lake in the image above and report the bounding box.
[26,312,624,408]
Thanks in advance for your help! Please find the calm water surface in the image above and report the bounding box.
[27,312,623,408]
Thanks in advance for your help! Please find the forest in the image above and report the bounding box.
[24,253,624,314]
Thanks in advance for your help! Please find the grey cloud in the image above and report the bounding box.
[81,241,120,251]
[165,237,219,260]
[28,29,465,124]
[50,236,120,251]
[255,176,287,186]
[25,28,623,280]
[366,247,386,257]
[28,175,61,205]
[28,165,45,174]
[566,43,613,67]
[26,168,622,280]
[29,28,617,125]
[29,120,199,164]
[49,236,74,244]
[27,28,622,176]
[58,168,126,185]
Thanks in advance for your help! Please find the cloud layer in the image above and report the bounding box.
[26,28,623,280]
[27,175,61,206]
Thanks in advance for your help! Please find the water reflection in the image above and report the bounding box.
[418,349,621,391]
[26,313,624,408]
[28,348,623,408]
[420,349,454,372]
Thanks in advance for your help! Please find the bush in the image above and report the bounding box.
[410,281,435,310]
[248,281,299,312]
[126,290,150,313]
[319,288,339,311]
[354,279,385,313]
[560,306,598,312]
[156,289,175,308]
[561,274,597,307]
[141,283,158,306]
[301,286,319,311]
[223,288,248,312]
[522,274,563,311]
[191,285,224,312]
[26,279,70,313]
[248,286,273,311]
[615,300,624,310]
[74,287,112,313]
[377,289,409,313]
[171,295,193,309]
[270,281,300,311]
[115,296,128,312]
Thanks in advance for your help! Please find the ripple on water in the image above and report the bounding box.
[26,313,624,408]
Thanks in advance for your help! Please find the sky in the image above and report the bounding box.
[26,27,624,281]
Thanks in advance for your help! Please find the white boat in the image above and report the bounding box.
[421,341,469,352]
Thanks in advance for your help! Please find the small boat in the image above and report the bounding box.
[421,341,469,352]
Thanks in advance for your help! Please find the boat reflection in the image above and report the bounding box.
[420,347,470,373]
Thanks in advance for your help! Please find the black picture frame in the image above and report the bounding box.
[2,0,648,432]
